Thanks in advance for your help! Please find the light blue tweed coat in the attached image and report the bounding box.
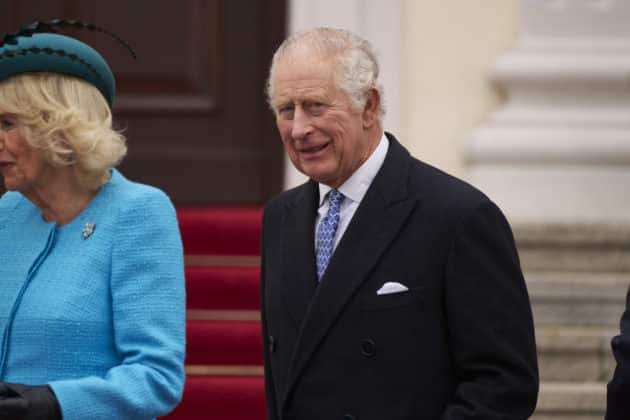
[0,170,186,419]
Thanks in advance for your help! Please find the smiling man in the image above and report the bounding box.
[270,43,380,190]
[260,27,539,420]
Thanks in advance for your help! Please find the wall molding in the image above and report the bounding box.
[467,0,630,225]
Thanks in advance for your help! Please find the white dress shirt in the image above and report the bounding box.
[315,133,389,251]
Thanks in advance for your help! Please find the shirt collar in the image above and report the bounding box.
[318,132,389,206]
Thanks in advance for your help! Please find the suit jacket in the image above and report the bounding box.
[261,133,539,420]
[606,287,630,420]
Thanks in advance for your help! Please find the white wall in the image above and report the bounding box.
[401,0,519,177]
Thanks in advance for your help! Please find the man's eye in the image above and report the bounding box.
[0,118,16,130]
[278,106,294,119]
[306,102,325,111]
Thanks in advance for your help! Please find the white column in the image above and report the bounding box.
[467,0,630,226]
[283,0,402,189]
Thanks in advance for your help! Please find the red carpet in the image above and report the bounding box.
[165,376,265,420]
[186,320,263,366]
[178,207,262,255]
[186,266,260,311]
[161,207,265,420]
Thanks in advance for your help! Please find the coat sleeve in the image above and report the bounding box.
[441,200,539,420]
[261,206,280,420]
[606,288,630,420]
[49,189,186,420]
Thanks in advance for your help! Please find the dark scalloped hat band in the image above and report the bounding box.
[0,19,136,107]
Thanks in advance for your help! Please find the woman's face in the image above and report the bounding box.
[0,114,49,193]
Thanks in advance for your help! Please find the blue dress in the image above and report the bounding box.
[0,170,185,419]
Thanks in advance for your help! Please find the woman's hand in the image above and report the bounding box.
[0,382,61,420]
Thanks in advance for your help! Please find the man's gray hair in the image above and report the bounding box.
[267,27,386,120]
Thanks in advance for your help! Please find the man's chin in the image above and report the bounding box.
[299,166,329,182]
[302,170,329,183]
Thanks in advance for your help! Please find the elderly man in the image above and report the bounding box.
[260,27,539,420]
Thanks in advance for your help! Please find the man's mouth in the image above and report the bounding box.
[301,142,329,154]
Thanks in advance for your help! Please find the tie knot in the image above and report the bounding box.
[328,190,344,210]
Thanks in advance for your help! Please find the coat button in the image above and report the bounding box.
[269,335,276,353]
[360,339,375,357]
[343,415,356,420]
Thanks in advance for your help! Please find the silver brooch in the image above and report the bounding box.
[82,222,96,240]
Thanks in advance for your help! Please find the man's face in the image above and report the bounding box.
[271,52,375,189]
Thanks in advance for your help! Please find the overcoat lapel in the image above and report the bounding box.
[283,134,418,405]
[279,180,320,327]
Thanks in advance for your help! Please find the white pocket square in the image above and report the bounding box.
[376,282,409,295]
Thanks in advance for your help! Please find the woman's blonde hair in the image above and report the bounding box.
[0,72,127,190]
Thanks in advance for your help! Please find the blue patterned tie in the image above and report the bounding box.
[316,190,345,280]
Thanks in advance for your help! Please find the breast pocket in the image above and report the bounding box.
[361,286,424,311]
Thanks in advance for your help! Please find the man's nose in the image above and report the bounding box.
[291,107,312,140]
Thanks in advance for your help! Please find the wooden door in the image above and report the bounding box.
[1,0,286,204]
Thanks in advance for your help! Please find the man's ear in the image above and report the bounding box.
[362,88,380,129]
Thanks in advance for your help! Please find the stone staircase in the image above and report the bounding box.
[515,225,630,420]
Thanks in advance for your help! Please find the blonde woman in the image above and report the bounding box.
[0,21,185,420]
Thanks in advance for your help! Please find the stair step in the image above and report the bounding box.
[186,266,260,311]
[186,320,263,366]
[177,207,262,256]
[187,310,260,321]
[160,376,265,420]
[531,382,606,420]
[526,271,628,326]
[186,365,263,376]
[537,326,617,382]
[515,223,630,273]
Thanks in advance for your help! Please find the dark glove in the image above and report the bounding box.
[0,382,61,420]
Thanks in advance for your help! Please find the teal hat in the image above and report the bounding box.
[0,20,135,107]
